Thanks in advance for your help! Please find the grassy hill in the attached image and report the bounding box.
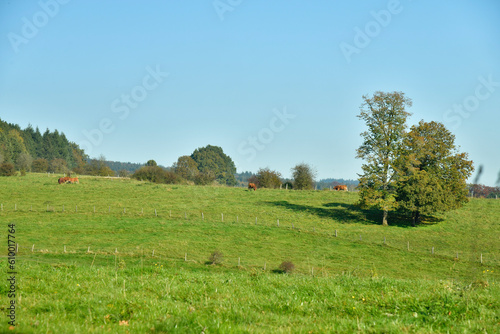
[0,174,498,333]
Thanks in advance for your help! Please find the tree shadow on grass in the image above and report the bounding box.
[265,201,442,228]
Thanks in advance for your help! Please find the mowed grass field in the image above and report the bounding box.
[0,173,499,333]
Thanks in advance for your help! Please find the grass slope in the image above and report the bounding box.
[0,174,498,333]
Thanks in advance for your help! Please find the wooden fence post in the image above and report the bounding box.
[221,213,223,222]
[277,219,279,227]
[32,244,34,252]
[480,253,483,264]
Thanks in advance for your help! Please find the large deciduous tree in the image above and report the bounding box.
[292,163,316,190]
[395,121,474,225]
[174,156,199,181]
[356,91,412,226]
[191,145,237,186]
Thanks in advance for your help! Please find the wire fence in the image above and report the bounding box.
[2,202,498,268]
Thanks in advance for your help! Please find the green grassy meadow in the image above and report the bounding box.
[1,174,499,333]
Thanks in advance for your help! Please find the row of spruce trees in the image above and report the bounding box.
[0,118,87,173]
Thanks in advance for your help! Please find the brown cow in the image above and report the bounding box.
[66,177,79,184]
[248,183,257,191]
[58,177,70,184]
[333,185,348,191]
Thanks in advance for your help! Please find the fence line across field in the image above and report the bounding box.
[11,243,492,274]
[3,203,497,266]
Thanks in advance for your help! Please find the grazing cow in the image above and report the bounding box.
[58,177,70,184]
[66,177,79,184]
[333,185,348,191]
[248,183,257,191]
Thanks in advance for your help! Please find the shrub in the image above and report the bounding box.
[118,169,130,177]
[0,162,16,176]
[208,250,224,265]
[132,166,181,184]
[278,261,295,274]
[20,168,26,176]
[256,168,282,189]
[164,170,181,184]
[194,172,216,185]
[132,166,166,183]
[32,158,49,173]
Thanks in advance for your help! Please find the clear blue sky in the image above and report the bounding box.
[1,1,499,185]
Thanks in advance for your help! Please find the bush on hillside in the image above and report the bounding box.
[278,261,295,274]
[132,166,181,184]
[0,162,16,176]
[194,172,216,185]
[32,158,49,173]
[207,250,224,265]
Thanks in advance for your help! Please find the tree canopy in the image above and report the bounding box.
[395,121,473,225]
[191,145,237,186]
[356,91,413,226]
[356,92,474,226]
[292,163,316,190]
[0,118,87,172]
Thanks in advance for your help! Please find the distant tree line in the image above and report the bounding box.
[468,184,500,198]
[0,118,86,175]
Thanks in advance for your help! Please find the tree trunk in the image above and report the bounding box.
[382,210,388,226]
[412,211,420,227]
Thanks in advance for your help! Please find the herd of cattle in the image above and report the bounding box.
[248,183,348,191]
[58,177,79,184]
